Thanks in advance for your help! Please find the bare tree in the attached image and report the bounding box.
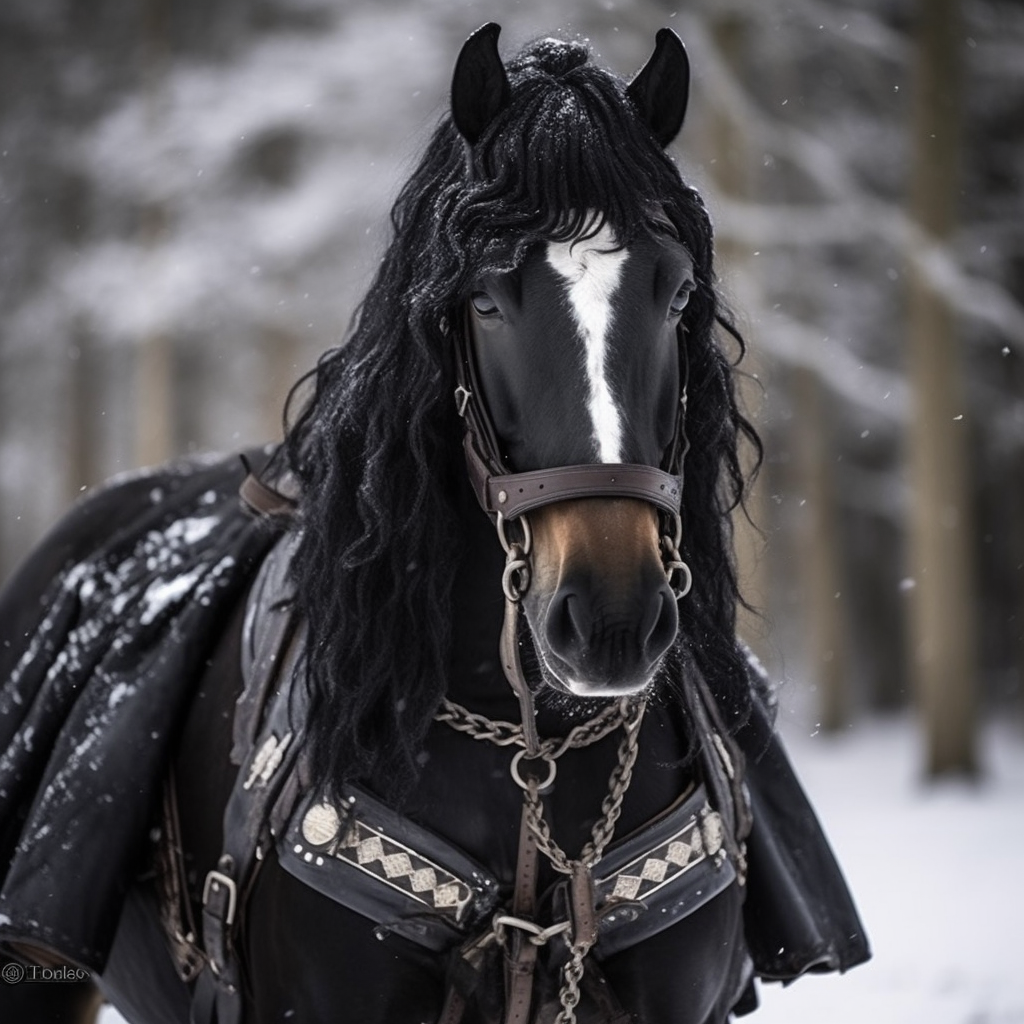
[906,0,979,775]
[134,0,176,469]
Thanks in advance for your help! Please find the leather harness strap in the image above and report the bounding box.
[502,804,542,1024]
[237,461,298,520]
[499,593,541,755]
[157,774,205,985]
[190,533,305,1024]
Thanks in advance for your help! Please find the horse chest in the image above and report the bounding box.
[409,709,692,889]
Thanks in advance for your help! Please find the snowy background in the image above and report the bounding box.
[1,0,1022,1020]
[755,710,1024,1024]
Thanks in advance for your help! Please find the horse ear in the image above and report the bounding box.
[627,28,690,147]
[451,22,511,145]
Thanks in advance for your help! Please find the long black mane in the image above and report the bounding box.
[282,36,761,802]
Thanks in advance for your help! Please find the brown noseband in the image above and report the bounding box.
[463,442,682,520]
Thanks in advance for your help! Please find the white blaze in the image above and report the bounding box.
[546,225,628,463]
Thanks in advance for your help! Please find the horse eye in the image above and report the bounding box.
[669,281,695,317]
[470,291,500,317]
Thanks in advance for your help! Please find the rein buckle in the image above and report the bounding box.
[454,385,473,418]
[202,869,238,929]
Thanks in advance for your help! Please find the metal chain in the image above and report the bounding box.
[555,947,588,1024]
[519,698,646,1024]
[435,696,628,758]
[435,686,647,1024]
[520,698,646,874]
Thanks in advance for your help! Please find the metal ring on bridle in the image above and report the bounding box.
[667,559,693,599]
[502,554,531,602]
[658,512,691,598]
[510,749,558,792]
[497,511,532,557]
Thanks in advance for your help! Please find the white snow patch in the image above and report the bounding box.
[107,682,135,710]
[755,714,1024,1024]
[73,732,98,762]
[139,567,204,625]
[163,514,220,546]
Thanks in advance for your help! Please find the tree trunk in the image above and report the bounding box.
[135,0,175,469]
[66,323,102,499]
[262,324,302,444]
[906,0,979,776]
[792,364,849,731]
[704,14,771,660]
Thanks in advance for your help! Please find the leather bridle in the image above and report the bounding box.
[452,304,692,599]
[450,302,693,750]
[453,309,690,524]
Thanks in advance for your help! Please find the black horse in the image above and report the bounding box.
[0,25,868,1024]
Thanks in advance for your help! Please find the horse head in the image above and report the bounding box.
[451,25,695,698]
[284,23,751,798]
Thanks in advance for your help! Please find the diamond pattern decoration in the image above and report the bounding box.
[667,839,693,864]
[600,806,723,906]
[434,884,462,908]
[294,799,473,921]
[354,836,383,864]
[610,875,644,901]
[640,859,668,883]
[382,853,413,878]
[410,868,438,892]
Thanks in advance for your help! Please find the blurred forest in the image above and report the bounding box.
[1,0,1021,775]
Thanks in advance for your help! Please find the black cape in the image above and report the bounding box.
[0,450,278,968]
[0,451,868,983]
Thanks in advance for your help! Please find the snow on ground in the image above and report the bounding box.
[754,713,1024,1024]
[99,714,1024,1024]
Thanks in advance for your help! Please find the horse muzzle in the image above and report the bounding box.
[522,498,679,697]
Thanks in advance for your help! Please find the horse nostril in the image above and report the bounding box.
[643,585,678,662]
[546,588,589,661]
[544,579,678,676]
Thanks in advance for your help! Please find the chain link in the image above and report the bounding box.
[660,534,693,599]
[554,947,587,1024]
[435,696,628,757]
[520,699,646,874]
[435,693,647,1024]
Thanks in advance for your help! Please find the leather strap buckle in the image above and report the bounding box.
[203,869,238,929]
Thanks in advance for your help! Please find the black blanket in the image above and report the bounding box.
[0,451,278,970]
